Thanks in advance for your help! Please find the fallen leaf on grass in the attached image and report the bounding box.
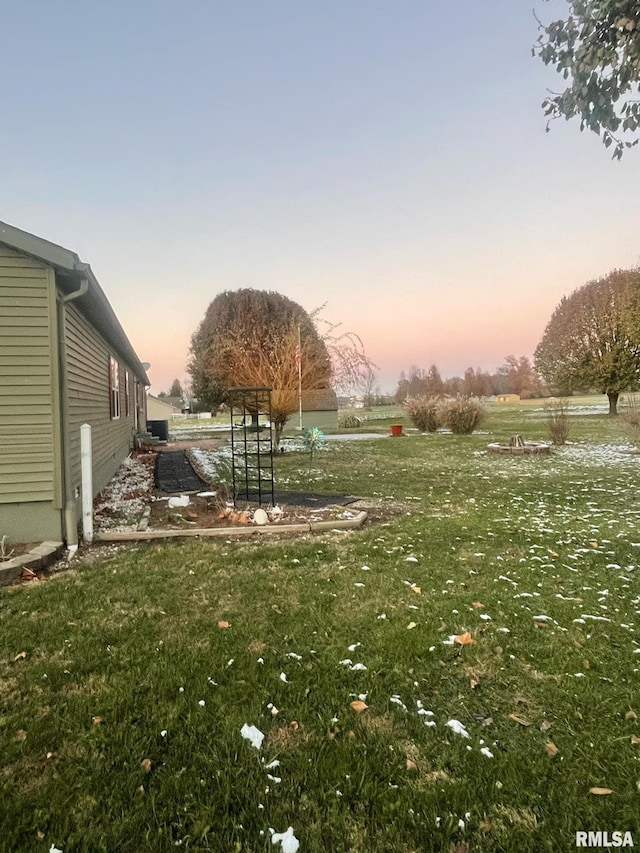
[625,710,637,721]
[91,716,104,726]
[545,742,559,757]
[406,758,418,771]
[454,632,474,646]
[631,735,640,745]
[217,620,230,629]
[424,769,451,784]
[589,787,613,795]
[141,758,152,773]
[472,602,484,609]
[540,720,552,732]
[411,586,422,595]
[508,713,531,727]
[271,604,283,615]
[13,651,27,662]
[350,700,368,713]
[15,730,27,742]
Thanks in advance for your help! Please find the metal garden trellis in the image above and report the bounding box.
[228,387,275,506]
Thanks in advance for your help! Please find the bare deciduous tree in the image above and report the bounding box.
[311,306,377,394]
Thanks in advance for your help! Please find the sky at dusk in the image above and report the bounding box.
[3,1,640,395]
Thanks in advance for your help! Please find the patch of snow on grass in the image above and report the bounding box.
[558,443,639,466]
[93,453,154,532]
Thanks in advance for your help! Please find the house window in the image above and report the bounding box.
[124,370,130,417]
[109,356,120,419]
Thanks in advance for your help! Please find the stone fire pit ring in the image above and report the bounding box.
[487,438,551,456]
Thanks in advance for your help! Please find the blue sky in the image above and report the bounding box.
[3,1,639,394]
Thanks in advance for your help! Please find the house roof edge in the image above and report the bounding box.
[0,221,150,386]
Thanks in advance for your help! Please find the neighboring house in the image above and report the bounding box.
[162,395,190,413]
[0,221,150,545]
[286,389,338,431]
[495,394,521,403]
[147,394,181,420]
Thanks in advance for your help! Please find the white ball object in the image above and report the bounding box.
[253,508,269,525]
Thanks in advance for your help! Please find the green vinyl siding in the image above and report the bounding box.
[0,246,59,506]
[64,303,137,499]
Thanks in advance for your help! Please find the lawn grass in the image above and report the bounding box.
[2,396,640,852]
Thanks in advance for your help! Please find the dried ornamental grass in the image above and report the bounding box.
[403,396,441,432]
[439,398,485,434]
[338,412,362,429]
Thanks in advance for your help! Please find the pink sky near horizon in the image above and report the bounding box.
[2,1,639,397]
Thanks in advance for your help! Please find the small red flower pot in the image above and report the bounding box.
[390,424,403,436]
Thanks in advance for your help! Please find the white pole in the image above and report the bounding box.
[80,423,93,544]
[297,324,303,431]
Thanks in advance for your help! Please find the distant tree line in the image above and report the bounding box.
[393,356,547,403]
[395,267,640,416]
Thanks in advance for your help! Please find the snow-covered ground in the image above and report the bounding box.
[93,453,155,531]
[556,442,639,466]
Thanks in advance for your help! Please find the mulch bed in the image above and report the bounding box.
[147,492,360,530]
[154,450,210,493]
[234,490,357,508]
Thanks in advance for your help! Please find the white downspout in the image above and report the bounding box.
[80,424,93,544]
[58,279,89,547]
